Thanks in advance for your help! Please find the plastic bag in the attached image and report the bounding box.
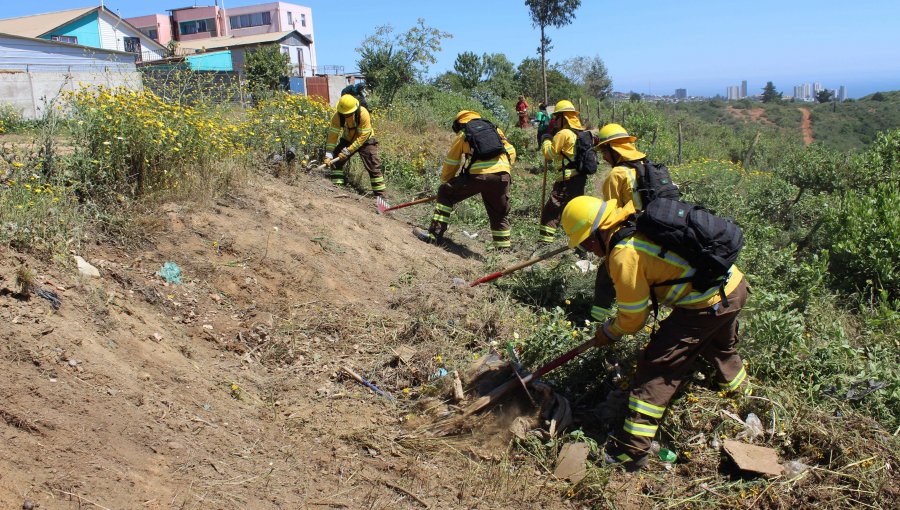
[741,412,764,440]
[783,460,810,478]
[157,262,183,284]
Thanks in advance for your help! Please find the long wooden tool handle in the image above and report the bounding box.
[383,196,436,213]
[540,158,548,213]
[526,339,596,382]
[469,245,569,287]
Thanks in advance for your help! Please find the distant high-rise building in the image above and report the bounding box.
[802,83,812,101]
[727,86,741,100]
[813,82,822,95]
[838,85,848,101]
[741,80,747,98]
[793,85,802,100]
[675,88,687,99]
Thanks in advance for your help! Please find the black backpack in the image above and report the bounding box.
[563,128,599,175]
[624,159,680,206]
[610,197,744,309]
[462,119,508,172]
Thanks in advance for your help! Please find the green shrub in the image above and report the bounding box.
[0,103,23,134]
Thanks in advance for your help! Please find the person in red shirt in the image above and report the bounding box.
[515,95,529,128]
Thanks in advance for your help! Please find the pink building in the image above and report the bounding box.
[126,2,315,68]
[127,14,174,46]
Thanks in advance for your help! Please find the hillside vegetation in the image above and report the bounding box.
[0,76,898,508]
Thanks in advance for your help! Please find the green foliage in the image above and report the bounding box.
[560,55,612,100]
[629,92,641,102]
[481,53,519,99]
[815,89,834,103]
[452,51,484,89]
[357,19,452,104]
[761,81,782,103]
[470,89,510,127]
[823,183,900,298]
[0,103,24,134]
[516,58,578,102]
[245,45,290,97]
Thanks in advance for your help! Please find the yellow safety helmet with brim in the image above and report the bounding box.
[337,94,360,115]
[452,110,481,132]
[553,99,578,115]
[596,123,636,146]
[561,196,617,248]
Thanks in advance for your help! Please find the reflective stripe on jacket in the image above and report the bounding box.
[440,129,516,183]
[542,128,577,181]
[602,232,745,340]
[602,163,643,210]
[325,106,374,153]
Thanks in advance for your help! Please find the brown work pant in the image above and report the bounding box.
[539,172,587,242]
[429,172,511,247]
[612,278,751,459]
[330,139,385,196]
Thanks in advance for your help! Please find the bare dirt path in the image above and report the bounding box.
[798,107,814,145]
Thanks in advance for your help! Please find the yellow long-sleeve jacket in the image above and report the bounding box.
[602,164,642,210]
[325,107,374,154]
[600,231,745,340]
[441,119,516,183]
[541,112,584,182]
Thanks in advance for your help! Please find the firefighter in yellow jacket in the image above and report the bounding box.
[596,123,647,211]
[415,111,516,249]
[538,100,588,244]
[561,196,751,470]
[590,123,649,321]
[324,94,386,198]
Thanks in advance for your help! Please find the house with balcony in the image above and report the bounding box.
[126,2,316,71]
[0,6,167,63]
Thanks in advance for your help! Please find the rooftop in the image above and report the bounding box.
[0,7,97,38]
[176,30,311,52]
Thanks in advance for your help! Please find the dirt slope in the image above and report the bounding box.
[0,173,572,509]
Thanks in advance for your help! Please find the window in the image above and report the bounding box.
[179,18,216,35]
[287,12,293,25]
[229,12,272,29]
[124,37,142,55]
[50,35,78,44]
[139,27,158,41]
[300,13,306,27]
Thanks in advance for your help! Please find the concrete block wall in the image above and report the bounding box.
[0,70,143,119]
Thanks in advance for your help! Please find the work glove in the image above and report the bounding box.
[593,326,614,348]
[540,133,552,144]
[338,147,352,160]
[325,151,333,161]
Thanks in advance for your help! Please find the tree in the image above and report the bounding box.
[629,92,642,102]
[481,53,519,99]
[357,19,452,104]
[561,55,613,100]
[761,81,782,103]
[453,51,485,89]
[871,92,886,101]
[516,57,577,103]
[524,0,582,104]
[245,45,290,97]
[815,89,834,103]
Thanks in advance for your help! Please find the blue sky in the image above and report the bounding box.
[5,0,899,97]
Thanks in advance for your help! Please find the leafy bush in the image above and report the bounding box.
[241,92,332,163]
[65,87,245,201]
[0,103,23,134]
[823,183,900,297]
[0,163,81,255]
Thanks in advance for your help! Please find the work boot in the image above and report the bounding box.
[603,443,649,472]
[412,228,439,245]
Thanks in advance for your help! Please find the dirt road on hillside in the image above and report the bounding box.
[799,107,814,145]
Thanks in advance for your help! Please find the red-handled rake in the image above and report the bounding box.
[376,195,436,215]
[469,245,570,286]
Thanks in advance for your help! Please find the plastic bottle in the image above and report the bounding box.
[658,448,677,463]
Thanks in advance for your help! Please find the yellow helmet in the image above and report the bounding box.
[554,100,578,114]
[452,110,481,132]
[337,94,360,115]
[561,196,614,248]
[596,123,636,145]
